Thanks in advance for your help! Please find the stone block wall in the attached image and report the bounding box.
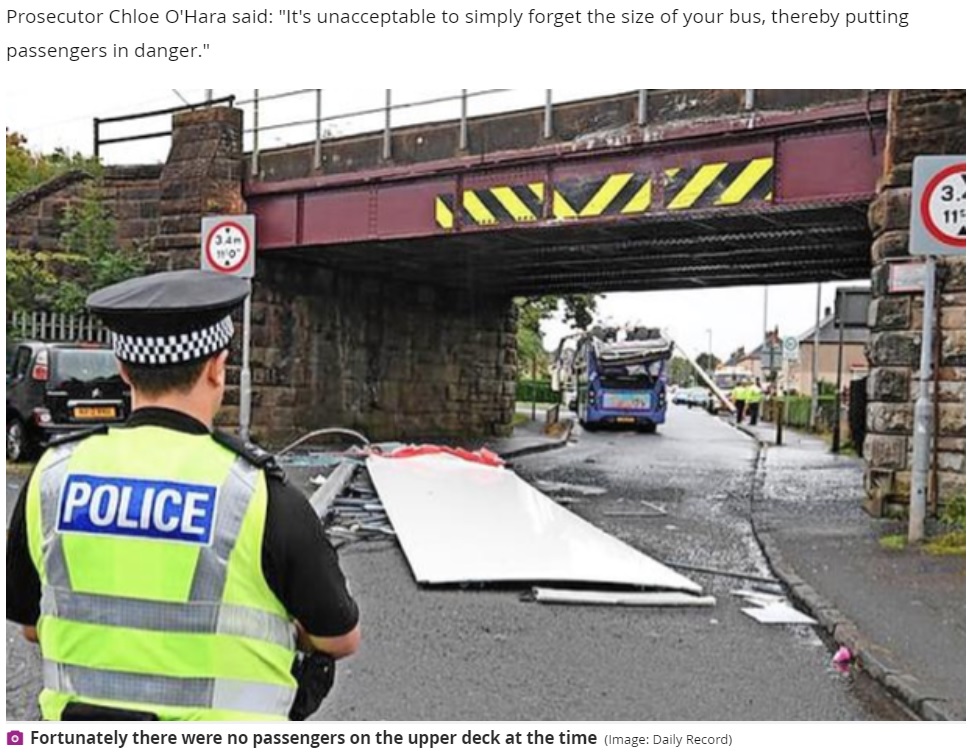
[6,165,162,253]
[863,89,966,515]
[7,105,519,443]
[233,256,518,444]
[151,107,245,271]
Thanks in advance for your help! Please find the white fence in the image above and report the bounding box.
[6,311,110,344]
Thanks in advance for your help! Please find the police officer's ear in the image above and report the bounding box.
[118,362,134,389]
[204,350,230,391]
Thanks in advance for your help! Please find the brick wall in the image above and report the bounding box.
[864,90,966,515]
[231,256,517,444]
[6,165,162,253]
[7,106,519,444]
[151,107,245,271]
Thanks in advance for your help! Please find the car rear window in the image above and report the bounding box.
[51,349,120,383]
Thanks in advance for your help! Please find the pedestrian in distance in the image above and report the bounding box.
[6,270,360,721]
[748,378,764,426]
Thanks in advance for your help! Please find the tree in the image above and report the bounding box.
[6,130,100,200]
[514,293,601,376]
[696,352,720,374]
[6,188,144,314]
[7,133,144,315]
[667,356,694,386]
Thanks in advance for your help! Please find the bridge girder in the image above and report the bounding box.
[248,95,885,295]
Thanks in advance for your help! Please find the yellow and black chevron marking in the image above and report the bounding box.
[663,157,773,210]
[433,157,772,228]
[436,175,653,229]
[436,183,545,230]
[553,173,653,220]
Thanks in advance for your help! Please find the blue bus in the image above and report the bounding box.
[573,328,673,433]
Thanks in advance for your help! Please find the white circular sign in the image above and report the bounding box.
[204,221,252,273]
[921,163,966,248]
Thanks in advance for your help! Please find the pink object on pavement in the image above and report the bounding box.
[832,646,853,664]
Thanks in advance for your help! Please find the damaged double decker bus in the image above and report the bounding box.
[555,326,673,433]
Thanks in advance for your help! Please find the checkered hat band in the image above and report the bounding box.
[111,316,234,365]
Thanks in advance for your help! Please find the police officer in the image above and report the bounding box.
[730,380,748,424]
[6,270,360,721]
[748,378,764,426]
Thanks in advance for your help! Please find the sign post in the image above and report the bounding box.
[781,335,799,363]
[908,156,965,543]
[201,215,256,442]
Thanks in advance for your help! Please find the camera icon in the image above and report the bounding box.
[7,731,24,746]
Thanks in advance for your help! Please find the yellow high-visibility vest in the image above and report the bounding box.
[26,425,297,721]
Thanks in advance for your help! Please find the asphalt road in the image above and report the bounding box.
[5,407,909,720]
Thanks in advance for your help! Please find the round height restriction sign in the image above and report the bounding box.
[920,162,966,247]
[204,221,251,273]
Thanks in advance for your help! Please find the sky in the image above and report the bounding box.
[5,87,868,359]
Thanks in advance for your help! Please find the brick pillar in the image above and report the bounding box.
[153,107,245,270]
[864,90,966,515]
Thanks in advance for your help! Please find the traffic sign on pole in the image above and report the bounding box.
[201,215,256,278]
[909,156,966,256]
[760,340,782,372]
[200,214,256,442]
[906,155,963,543]
[781,335,799,362]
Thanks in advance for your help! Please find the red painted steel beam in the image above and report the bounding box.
[248,102,886,252]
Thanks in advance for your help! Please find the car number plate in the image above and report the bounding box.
[73,406,117,419]
[616,417,636,424]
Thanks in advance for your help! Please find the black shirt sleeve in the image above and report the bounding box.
[7,454,360,637]
[261,475,359,637]
[6,472,41,626]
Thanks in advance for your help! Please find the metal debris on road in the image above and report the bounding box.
[740,602,817,625]
[730,589,786,604]
[276,427,372,457]
[733,590,817,625]
[535,479,608,496]
[662,560,781,585]
[367,452,703,594]
[303,456,398,549]
[532,588,716,608]
[309,461,359,518]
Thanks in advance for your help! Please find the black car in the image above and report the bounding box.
[6,341,131,461]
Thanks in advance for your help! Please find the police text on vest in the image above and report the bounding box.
[57,474,218,545]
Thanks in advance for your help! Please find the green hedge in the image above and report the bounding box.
[775,395,838,430]
[516,380,561,404]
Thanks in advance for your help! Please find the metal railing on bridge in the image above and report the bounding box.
[92,88,761,169]
[93,95,236,158]
[239,88,758,177]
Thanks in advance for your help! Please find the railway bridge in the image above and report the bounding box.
[7,89,965,511]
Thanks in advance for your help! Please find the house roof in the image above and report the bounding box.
[739,318,868,363]
[797,312,869,345]
[735,287,870,361]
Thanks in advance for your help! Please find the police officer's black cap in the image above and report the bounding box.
[87,270,249,366]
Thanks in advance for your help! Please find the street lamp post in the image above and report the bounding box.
[705,328,713,373]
